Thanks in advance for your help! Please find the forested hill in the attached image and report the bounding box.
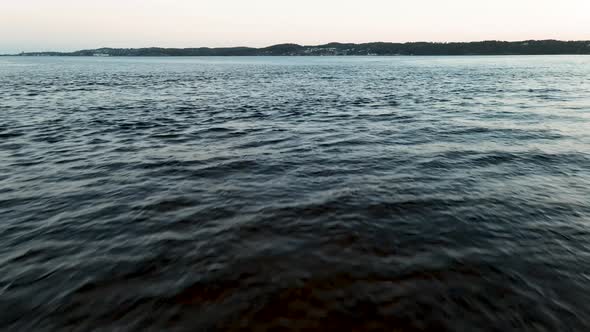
[12,40,590,56]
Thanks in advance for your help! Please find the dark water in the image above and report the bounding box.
[1,56,590,331]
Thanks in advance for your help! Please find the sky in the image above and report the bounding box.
[2,0,590,53]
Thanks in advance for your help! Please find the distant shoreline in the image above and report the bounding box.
[6,40,590,57]
[3,54,590,57]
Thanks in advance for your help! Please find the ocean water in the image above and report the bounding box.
[1,55,590,331]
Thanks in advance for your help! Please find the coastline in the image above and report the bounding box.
[6,40,590,57]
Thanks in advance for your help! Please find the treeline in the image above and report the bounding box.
[14,40,590,56]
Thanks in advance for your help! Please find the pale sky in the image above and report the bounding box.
[2,0,590,53]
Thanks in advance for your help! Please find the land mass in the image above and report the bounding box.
[7,40,590,56]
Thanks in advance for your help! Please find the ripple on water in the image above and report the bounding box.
[1,56,590,331]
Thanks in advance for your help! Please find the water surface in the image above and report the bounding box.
[1,56,590,331]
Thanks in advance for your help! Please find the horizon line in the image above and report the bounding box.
[6,39,590,54]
